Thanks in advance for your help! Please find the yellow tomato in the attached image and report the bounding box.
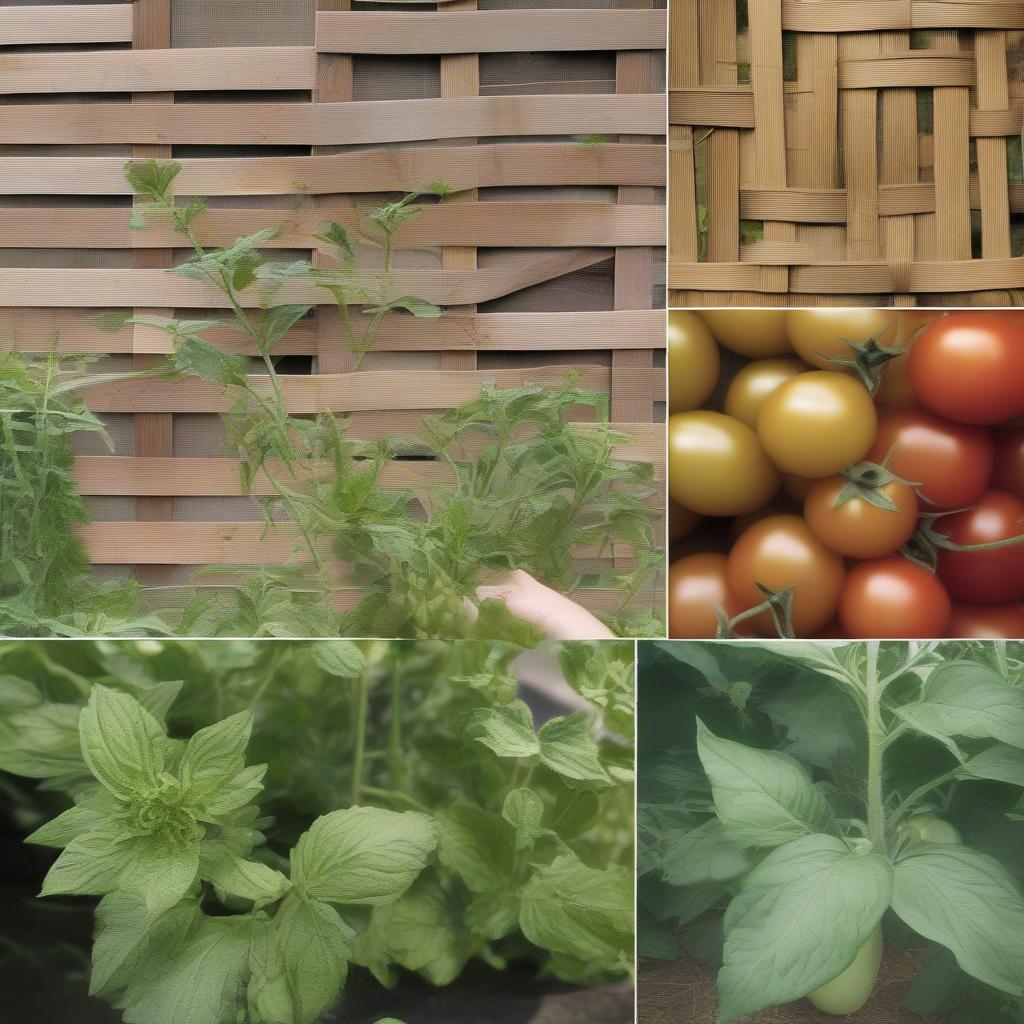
[697,310,792,358]
[668,411,780,517]
[786,308,898,370]
[723,358,808,428]
[668,311,720,413]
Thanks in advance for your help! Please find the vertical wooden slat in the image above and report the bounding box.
[668,0,699,306]
[439,0,480,374]
[841,31,881,265]
[132,0,174,585]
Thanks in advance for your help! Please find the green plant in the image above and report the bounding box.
[639,639,1024,1020]
[0,638,634,1024]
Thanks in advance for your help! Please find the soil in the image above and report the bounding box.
[638,948,946,1024]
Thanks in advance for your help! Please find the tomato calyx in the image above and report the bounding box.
[821,331,904,395]
[833,458,918,512]
[900,510,1024,572]
[715,583,796,639]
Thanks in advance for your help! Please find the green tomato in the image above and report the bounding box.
[902,813,961,845]
[807,926,882,1015]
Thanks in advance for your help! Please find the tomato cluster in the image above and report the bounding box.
[667,309,1024,639]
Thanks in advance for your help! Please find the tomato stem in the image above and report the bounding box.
[864,641,887,853]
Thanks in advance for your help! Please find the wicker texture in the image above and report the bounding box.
[0,0,667,620]
[669,0,1024,306]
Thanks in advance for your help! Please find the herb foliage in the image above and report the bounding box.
[0,638,634,1024]
[639,639,1024,1021]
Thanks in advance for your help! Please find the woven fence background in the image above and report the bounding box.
[0,0,667,624]
[669,0,1024,307]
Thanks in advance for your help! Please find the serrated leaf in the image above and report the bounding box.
[179,710,255,811]
[462,701,539,759]
[291,806,436,905]
[205,848,291,908]
[696,720,835,848]
[893,844,1024,997]
[538,712,608,782]
[437,800,514,894]
[502,788,544,851]
[718,834,892,1022]
[174,336,249,388]
[309,641,365,678]
[261,304,312,351]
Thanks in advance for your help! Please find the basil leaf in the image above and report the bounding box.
[462,701,539,759]
[502,788,545,851]
[538,712,608,782]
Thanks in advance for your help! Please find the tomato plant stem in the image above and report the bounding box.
[864,640,887,853]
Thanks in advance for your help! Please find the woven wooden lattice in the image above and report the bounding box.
[669,0,1024,306]
[0,0,667,622]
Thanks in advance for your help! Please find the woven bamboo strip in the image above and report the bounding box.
[78,365,666,414]
[0,309,662,355]
[316,9,665,53]
[0,5,132,45]
[0,204,663,250]
[0,47,316,94]
[0,95,664,146]
[0,145,664,196]
[781,1,1024,32]
[0,252,614,308]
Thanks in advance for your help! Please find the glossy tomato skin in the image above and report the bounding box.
[697,310,792,358]
[668,311,720,413]
[839,557,951,639]
[909,313,1024,424]
[947,601,1024,639]
[935,490,1024,603]
[807,927,882,1016]
[757,372,878,477]
[804,476,919,559]
[723,358,807,428]
[668,411,780,517]
[668,553,743,638]
[726,514,845,636]
[868,410,994,511]
[786,308,897,371]
[668,499,700,544]
[992,426,1024,500]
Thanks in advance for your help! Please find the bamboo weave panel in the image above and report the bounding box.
[0,0,667,621]
[668,0,1024,305]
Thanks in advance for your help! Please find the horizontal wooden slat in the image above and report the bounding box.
[0,251,614,308]
[1,309,663,355]
[316,9,665,54]
[0,47,316,95]
[78,521,649,566]
[0,95,664,146]
[782,0,1024,31]
[839,54,973,89]
[0,144,664,196]
[0,4,132,45]
[0,202,664,249]
[79,365,664,413]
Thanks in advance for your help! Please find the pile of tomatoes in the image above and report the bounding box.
[667,309,1024,639]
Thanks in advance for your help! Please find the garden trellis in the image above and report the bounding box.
[669,0,1024,306]
[0,0,666,624]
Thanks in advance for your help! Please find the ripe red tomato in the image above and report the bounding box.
[726,515,845,636]
[839,557,951,638]
[868,411,994,511]
[935,491,1024,603]
[908,313,1024,424]
[804,476,919,559]
[668,553,743,638]
[946,602,1024,639]
[992,426,1024,500]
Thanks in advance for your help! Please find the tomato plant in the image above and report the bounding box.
[909,313,1024,424]
[667,411,780,516]
[639,640,1024,1022]
[839,556,951,638]
[757,371,877,477]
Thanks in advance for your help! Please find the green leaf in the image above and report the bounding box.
[696,720,835,847]
[42,824,200,917]
[309,641,365,678]
[718,834,894,1022]
[538,712,608,782]
[205,848,291,908]
[205,763,268,817]
[124,159,181,202]
[313,221,355,264]
[26,792,114,848]
[291,806,436,905]
[462,701,539,759]
[892,844,1024,996]
[0,676,42,709]
[179,710,255,809]
[895,661,1024,751]
[660,819,750,886]
[174,336,249,389]
[120,915,254,1024]
[437,800,514,894]
[519,854,633,965]
[956,743,1024,787]
[502,788,544,851]
[364,296,443,319]
[261,304,312,351]
[79,685,165,798]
